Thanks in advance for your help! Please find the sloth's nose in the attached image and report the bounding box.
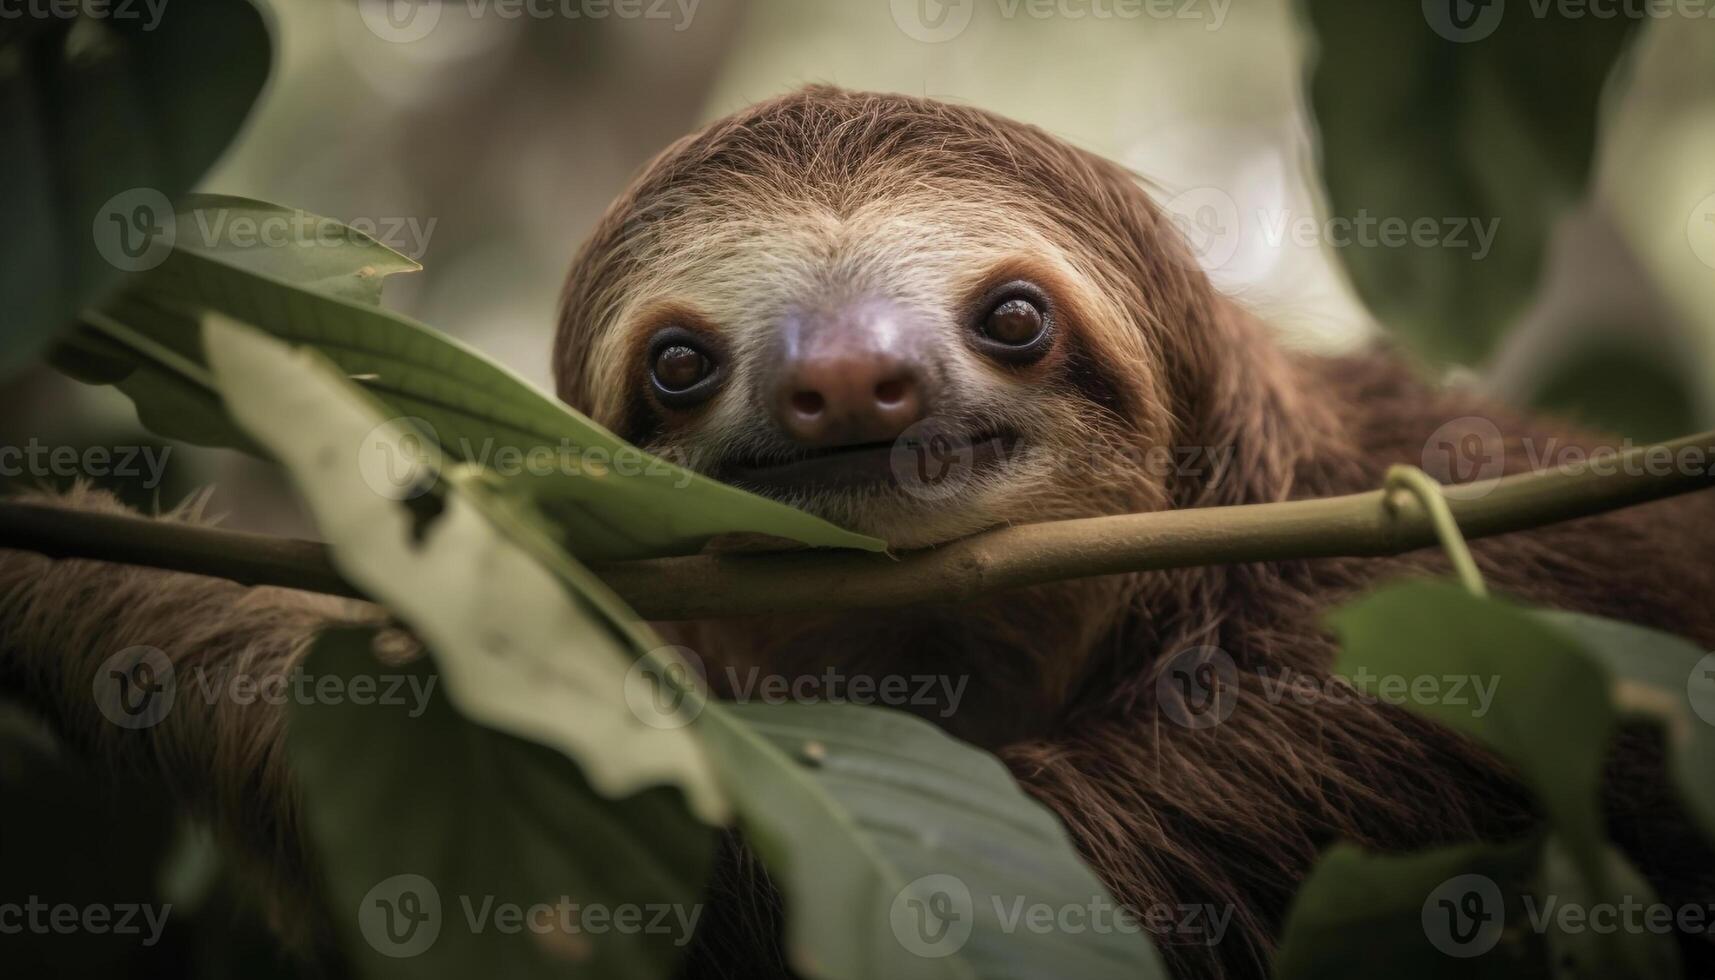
[773,302,928,448]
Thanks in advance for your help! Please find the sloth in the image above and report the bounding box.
[4,86,1715,979]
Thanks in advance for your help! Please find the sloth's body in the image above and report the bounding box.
[4,87,1714,978]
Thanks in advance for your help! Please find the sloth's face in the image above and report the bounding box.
[575,186,1168,549]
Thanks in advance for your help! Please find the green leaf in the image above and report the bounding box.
[1275,839,1547,980]
[1300,2,1636,364]
[203,312,727,822]
[1530,837,1679,980]
[56,307,258,453]
[1534,609,1715,838]
[52,189,417,451]
[1278,837,1679,980]
[695,701,1170,980]
[164,193,422,305]
[0,0,270,375]
[1314,582,1682,977]
[51,193,423,450]
[214,311,725,976]
[1330,582,1613,871]
[290,630,714,980]
[65,199,884,561]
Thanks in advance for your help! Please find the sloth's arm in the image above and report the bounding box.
[0,486,380,950]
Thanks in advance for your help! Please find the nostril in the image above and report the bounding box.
[791,391,825,417]
[874,379,908,407]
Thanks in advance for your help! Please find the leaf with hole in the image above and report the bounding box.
[204,312,728,822]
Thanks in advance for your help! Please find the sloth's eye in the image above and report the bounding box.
[647,327,724,409]
[982,297,1046,346]
[653,345,710,391]
[972,286,1053,365]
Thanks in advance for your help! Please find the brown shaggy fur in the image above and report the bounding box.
[4,87,1714,978]
[0,486,384,957]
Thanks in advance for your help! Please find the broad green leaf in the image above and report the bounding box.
[63,199,884,561]
[53,191,420,450]
[291,630,714,980]
[163,194,422,305]
[1300,2,1636,363]
[203,312,726,823]
[696,701,1169,980]
[1275,839,1547,980]
[1322,582,1680,976]
[1534,610,1715,837]
[1278,837,1678,980]
[1330,582,1613,875]
[54,307,257,453]
[0,1,269,375]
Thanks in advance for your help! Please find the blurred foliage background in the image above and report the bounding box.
[2,0,1713,975]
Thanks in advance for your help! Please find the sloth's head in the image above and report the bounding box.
[556,87,1260,548]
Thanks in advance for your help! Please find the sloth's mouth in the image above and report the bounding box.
[719,429,1018,495]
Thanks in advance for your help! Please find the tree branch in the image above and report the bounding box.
[4,431,1714,620]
